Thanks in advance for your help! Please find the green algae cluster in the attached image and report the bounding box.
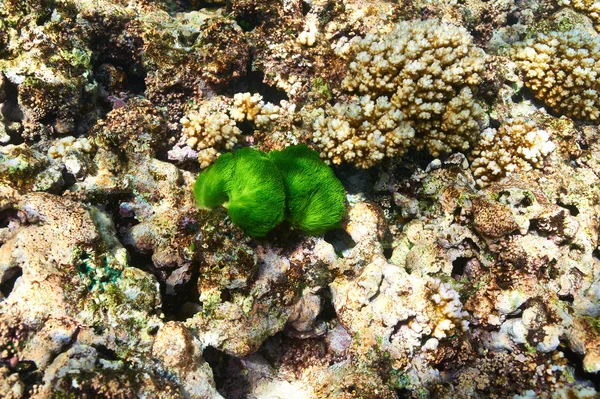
[193,145,346,237]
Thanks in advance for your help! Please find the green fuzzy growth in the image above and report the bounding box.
[193,145,346,237]
[193,152,235,209]
[268,145,346,235]
[225,148,286,237]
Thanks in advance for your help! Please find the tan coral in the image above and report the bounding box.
[511,30,600,121]
[47,136,95,159]
[313,19,486,167]
[230,92,265,122]
[470,118,555,187]
[312,96,415,168]
[180,101,241,168]
[230,92,284,127]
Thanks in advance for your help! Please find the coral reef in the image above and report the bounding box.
[470,118,556,187]
[181,100,242,169]
[2,0,600,397]
[312,19,486,167]
[511,30,600,121]
[557,0,600,30]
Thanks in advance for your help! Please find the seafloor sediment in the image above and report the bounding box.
[1,0,600,398]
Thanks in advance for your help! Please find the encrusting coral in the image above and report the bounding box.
[312,19,486,168]
[511,30,600,121]
[556,0,600,30]
[469,118,556,187]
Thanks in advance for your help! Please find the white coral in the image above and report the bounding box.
[230,92,264,122]
[230,92,283,127]
[181,102,241,168]
[47,136,95,159]
[470,118,555,187]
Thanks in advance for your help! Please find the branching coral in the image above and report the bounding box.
[181,102,242,169]
[230,92,265,122]
[230,92,284,127]
[312,19,486,168]
[511,30,600,121]
[469,118,556,187]
[182,93,288,168]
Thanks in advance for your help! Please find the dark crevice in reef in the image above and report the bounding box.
[389,316,416,342]
[559,346,600,391]
[334,164,378,196]
[9,360,42,396]
[451,257,471,277]
[181,1,223,12]
[231,12,262,33]
[1,76,23,122]
[0,76,25,145]
[227,69,289,105]
[318,288,337,322]
[235,118,255,136]
[0,266,22,298]
[0,207,20,229]
[557,201,579,216]
[302,0,312,16]
[592,247,600,261]
[90,52,147,94]
[383,246,394,260]
[93,343,119,361]
[203,346,250,399]
[92,62,147,119]
[323,228,356,256]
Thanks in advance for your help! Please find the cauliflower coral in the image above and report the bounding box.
[312,19,486,168]
[182,93,286,168]
[469,118,556,187]
[511,30,600,121]
[181,102,241,169]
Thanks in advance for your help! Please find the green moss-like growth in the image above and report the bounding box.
[268,145,346,235]
[193,152,235,209]
[193,145,346,237]
[194,148,286,237]
[226,148,286,237]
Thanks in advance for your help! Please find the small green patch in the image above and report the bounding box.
[558,17,575,32]
[523,342,537,354]
[583,315,600,333]
[312,77,333,105]
[78,254,123,292]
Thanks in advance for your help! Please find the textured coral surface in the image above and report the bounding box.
[1,0,600,398]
